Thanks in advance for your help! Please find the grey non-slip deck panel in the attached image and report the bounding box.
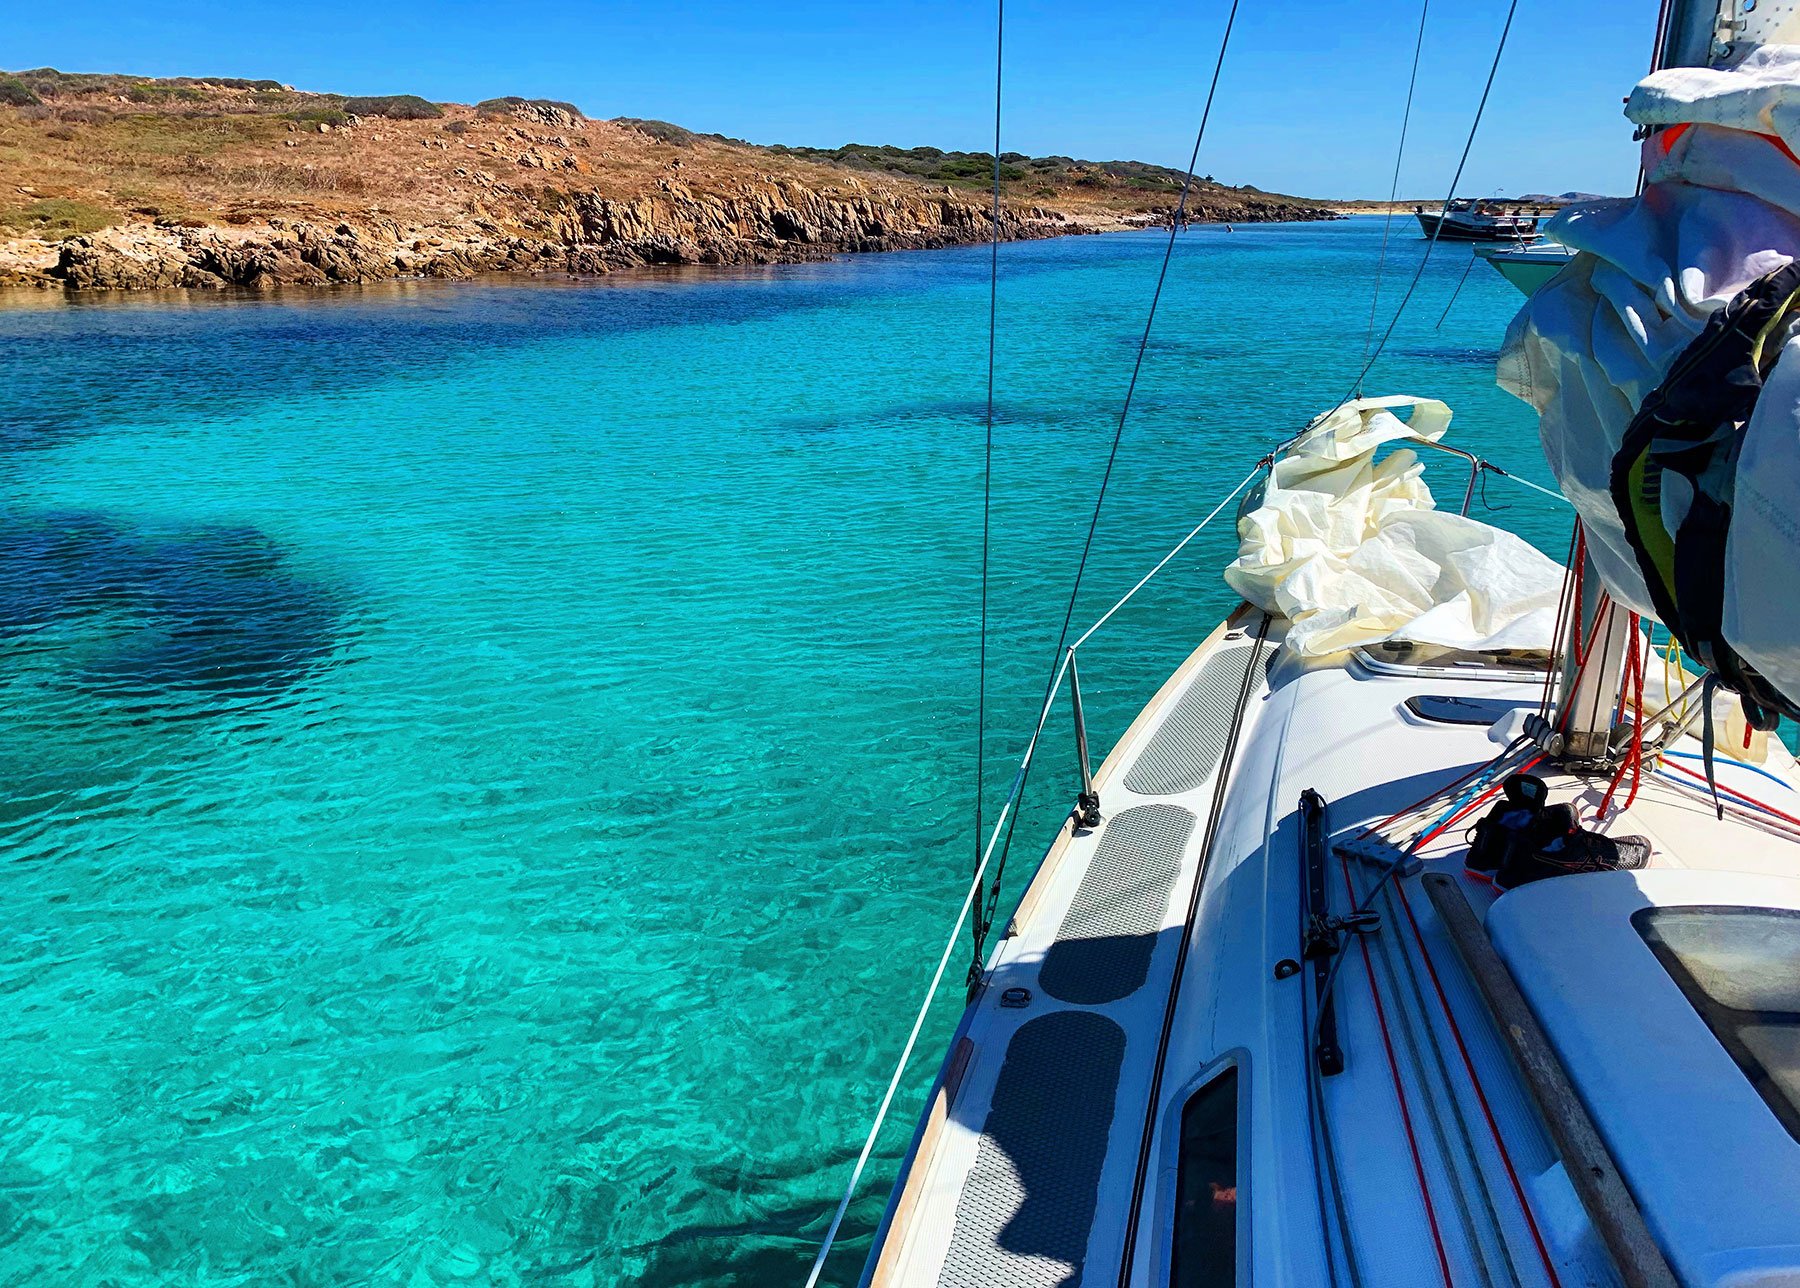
[1039,803,1196,1005]
[936,1010,1126,1288]
[1122,644,1268,796]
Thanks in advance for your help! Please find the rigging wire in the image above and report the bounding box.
[800,8,1007,1285]
[1333,0,1521,409]
[1361,0,1432,382]
[1482,463,1569,505]
[1435,247,1481,329]
[973,0,1004,956]
[973,0,1246,971]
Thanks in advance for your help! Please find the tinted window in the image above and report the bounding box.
[1635,905,1800,1142]
[1172,1066,1239,1288]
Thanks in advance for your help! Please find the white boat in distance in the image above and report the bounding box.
[805,3,1800,1287]
[1476,240,1578,295]
[1415,198,1541,242]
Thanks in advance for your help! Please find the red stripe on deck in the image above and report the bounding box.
[1340,859,1454,1288]
[1396,879,1563,1287]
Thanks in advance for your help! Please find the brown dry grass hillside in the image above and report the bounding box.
[0,69,1340,290]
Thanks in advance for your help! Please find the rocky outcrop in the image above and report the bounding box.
[44,219,542,291]
[17,175,1078,291]
[510,102,582,131]
[3,170,1337,293]
[559,179,1064,268]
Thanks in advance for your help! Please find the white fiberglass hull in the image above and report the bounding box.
[863,609,1800,1288]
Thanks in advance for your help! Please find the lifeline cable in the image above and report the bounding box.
[973,0,1246,970]
[1362,0,1432,379]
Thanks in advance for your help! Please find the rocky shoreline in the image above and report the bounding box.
[2,179,1337,293]
[0,75,1341,294]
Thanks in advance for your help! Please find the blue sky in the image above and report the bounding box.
[10,0,1658,199]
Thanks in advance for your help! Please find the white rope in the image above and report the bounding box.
[801,650,1071,1287]
[1486,467,1571,505]
[1071,460,1267,652]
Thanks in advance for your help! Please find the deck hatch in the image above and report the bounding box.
[1123,645,1267,797]
[1039,802,1195,1005]
[936,1010,1126,1288]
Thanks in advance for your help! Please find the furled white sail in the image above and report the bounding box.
[1499,46,1800,706]
[1224,397,1563,658]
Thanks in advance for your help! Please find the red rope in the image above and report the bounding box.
[1661,758,1800,829]
[1353,748,1528,846]
[1599,616,1647,819]
[1339,859,1454,1288]
[1394,881,1565,1288]
[1413,755,1545,852]
[1568,527,1588,666]
[1558,590,1612,731]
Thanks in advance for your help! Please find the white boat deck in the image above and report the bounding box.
[867,611,1800,1288]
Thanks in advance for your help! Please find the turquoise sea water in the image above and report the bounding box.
[0,220,1564,1286]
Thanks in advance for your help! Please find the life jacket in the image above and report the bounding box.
[1609,259,1800,729]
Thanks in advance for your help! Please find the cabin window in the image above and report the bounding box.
[1634,905,1800,1142]
[1171,1066,1239,1287]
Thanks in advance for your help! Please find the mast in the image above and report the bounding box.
[1549,0,1800,763]
[1659,0,1800,71]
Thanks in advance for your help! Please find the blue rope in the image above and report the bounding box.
[1661,747,1796,793]
[1654,769,1797,825]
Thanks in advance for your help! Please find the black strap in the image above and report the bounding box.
[1609,261,1800,723]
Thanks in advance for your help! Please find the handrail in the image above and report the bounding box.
[801,436,1568,1285]
[1411,438,1483,514]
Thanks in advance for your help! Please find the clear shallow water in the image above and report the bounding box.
[0,221,1565,1286]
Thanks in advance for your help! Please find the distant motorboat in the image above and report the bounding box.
[1476,238,1578,294]
[1415,197,1541,241]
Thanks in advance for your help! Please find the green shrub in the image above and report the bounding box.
[0,77,43,107]
[284,107,348,127]
[0,198,119,238]
[15,68,121,97]
[127,82,205,103]
[342,94,442,120]
[477,95,584,120]
[612,117,694,146]
[174,77,284,92]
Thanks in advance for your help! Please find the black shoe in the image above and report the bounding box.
[1494,814,1651,891]
[1464,773,1550,882]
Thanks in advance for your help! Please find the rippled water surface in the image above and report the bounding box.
[0,221,1565,1286]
